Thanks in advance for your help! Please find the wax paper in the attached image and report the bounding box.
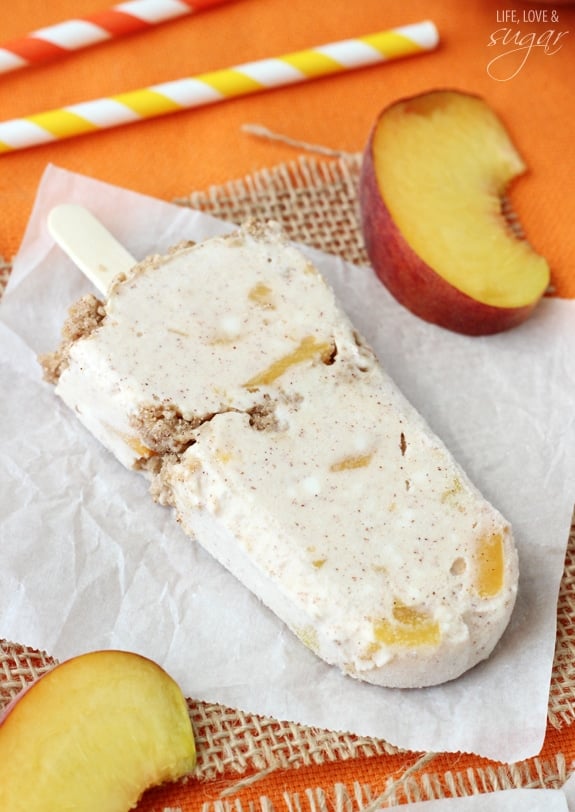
[394,788,569,811]
[1,165,574,763]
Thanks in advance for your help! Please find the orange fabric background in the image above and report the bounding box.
[1,0,574,298]
[137,721,575,810]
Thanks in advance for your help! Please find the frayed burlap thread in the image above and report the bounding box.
[2,153,575,805]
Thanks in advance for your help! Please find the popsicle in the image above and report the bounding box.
[40,209,518,688]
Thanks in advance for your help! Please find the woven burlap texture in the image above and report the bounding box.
[1,153,574,803]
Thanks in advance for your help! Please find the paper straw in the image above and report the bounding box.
[0,0,232,75]
[0,21,439,154]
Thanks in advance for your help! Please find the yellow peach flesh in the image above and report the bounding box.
[248,282,275,307]
[330,453,373,472]
[374,602,441,648]
[0,651,196,811]
[243,335,334,388]
[476,533,505,598]
[372,91,549,308]
[123,434,155,458]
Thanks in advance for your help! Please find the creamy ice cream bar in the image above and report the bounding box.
[41,220,518,688]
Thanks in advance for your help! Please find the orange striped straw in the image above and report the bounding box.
[0,0,233,75]
[0,22,440,154]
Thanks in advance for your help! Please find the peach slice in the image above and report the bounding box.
[0,650,196,811]
[359,89,550,335]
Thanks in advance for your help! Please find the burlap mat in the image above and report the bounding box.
[1,153,574,807]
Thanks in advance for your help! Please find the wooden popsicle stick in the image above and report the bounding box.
[48,204,136,295]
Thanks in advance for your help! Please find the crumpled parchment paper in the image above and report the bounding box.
[1,164,574,763]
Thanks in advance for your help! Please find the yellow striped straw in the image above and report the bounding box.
[0,21,439,153]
